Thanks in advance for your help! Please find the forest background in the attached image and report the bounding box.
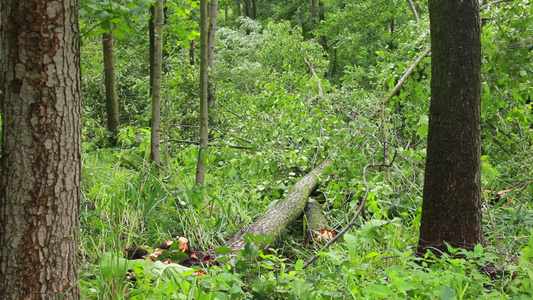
[10,0,533,298]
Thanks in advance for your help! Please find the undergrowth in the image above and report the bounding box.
[78,8,533,300]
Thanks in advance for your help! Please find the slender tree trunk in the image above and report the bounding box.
[236,0,241,17]
[189,10,196,66]
[208,0,218,107]
[311,0,317,32]
[225,4,228,21]
[149,5,155,96]
[417,0,483,256]
[406,0,420,22]
[381,102,391,184]
[0,0,81,299]
[318,1,328,51]
[151,0,164,165]
[243,0,251,18]
[103,28,120,145]
[251,0,257,19]
[195,0,210,184]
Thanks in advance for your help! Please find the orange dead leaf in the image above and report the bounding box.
[149,248,165,261]
[315,229,336,243]
[163,239,174,248]
[177,236,190,253]
[196,270,207,276]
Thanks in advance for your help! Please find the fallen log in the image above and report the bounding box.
[304,201,335,244]
[222,160,331,252]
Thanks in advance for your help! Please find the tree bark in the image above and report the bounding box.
[417,0,483,256]
[195,0,210,184]
[0,0,81,298]
[189,10,196,66]
[223,161,330,251]
[151,0,164,165]
[304,202,331,243]
[318,1,328,52]
[149,5,155,95]
[251,0,257,19]
[236,0,241,17]
[243,0,252,19]
[103,27,119,145]
[208,0,218,107]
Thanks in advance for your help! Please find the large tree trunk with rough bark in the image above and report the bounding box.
[0,0,82,299]
[223,161,330,251]
[417,0,483,256]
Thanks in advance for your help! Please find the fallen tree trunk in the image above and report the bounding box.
[304,201,335,244]
[222,160,331,251]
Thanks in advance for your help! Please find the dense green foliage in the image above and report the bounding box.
[74,0,533,299]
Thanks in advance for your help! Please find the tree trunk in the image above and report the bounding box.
[149,5,155,95]
[236,0,241,17]
[223,161,330,251]
[405,0,420,22]
[151,0,164,165]
[243,0,252,19]
[103,28,120,146]
[417,0,483,256]
[318,1,328,52]
[311,0,317,32]
[251,0,257,19]
[304,202,331,243]
[0,0,81,299]
[208,0,218,107]
[189,10,196,66]
[195,0,210,184]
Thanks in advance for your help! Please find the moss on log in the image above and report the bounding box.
[223,160,330,251]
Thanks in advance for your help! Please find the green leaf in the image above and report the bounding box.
[216,246,232,254]
[294,259,304,271]
[364,285,392,298]
[291,280,305,296]
[344,233,358,245]
[100,252,130,279]
[440,287,456,300]
[394,280,415,291]
[230,283,242,294]
[114,30,125,40]
[417,114,429,137]
[97,10,110,20]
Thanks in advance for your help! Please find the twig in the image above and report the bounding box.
[211,127,253,144]
[302,152,397,269]
[303,57,324,97]
[479,0,514,11]
[81,17,115,39]
[217,101,243,118]
[367,46,431,121]
[172,124,199,128]
[514,179,533,200]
